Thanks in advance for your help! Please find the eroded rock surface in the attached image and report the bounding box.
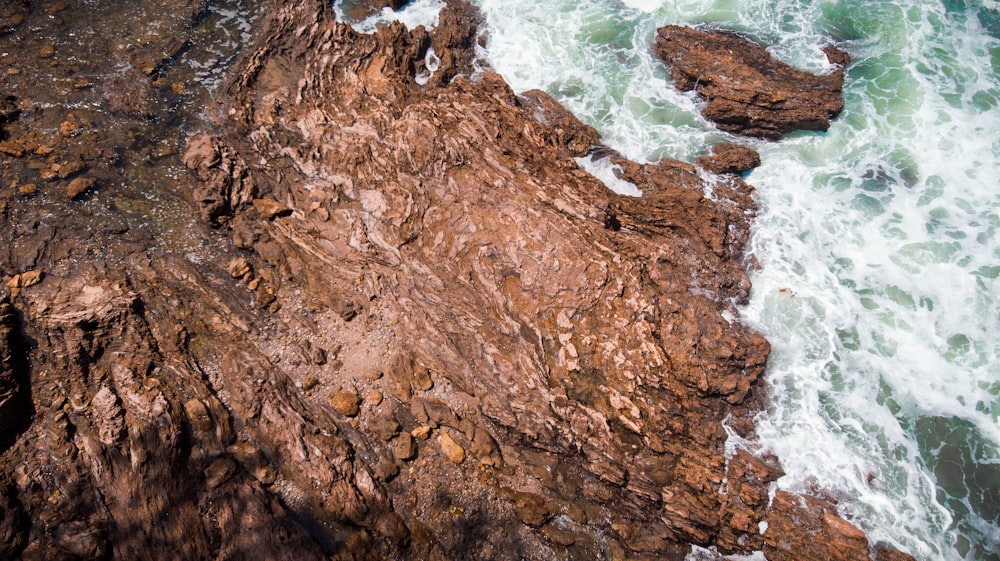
[0,1,912,560]
[654,25,849,140]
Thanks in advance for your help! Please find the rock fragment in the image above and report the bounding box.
[374,458,399,482]
[59,119,80,137]
[227,257,252,279]
[391,432,416,461]
[331,391,361,417]
[204,458,236,489]
[252,198,291,219]
[438,431,465,465]
[183,399,213,432]
[66,176,95,199]
[6,270,42,289]
[411,425,431,441]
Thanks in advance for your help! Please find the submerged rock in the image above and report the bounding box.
[654,25,849,140]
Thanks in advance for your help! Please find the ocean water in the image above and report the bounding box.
[338,0,1000,558]
[471,0,1000,558]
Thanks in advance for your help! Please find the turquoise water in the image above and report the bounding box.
[469,0,1000,558]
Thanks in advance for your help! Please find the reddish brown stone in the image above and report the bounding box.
[764,491,870,561]
[654,25,849,140]
[696,143,762,175]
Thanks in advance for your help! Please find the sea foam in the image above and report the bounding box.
[333,0,445,33]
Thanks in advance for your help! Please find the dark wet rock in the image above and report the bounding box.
[182,133,256,226]
[103,67,157,116]
[344,0,411,20]
[0,486,27,559]
[66,176,96,199]
[0,2,30,35]
[696,142,761,175]
[654,25,849,139]
[0,95,19,127]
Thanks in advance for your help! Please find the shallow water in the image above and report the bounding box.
[468,0,1000,558]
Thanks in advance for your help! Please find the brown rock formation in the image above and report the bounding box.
[654,25,849,140]
[696,142,762,175]
[0,0,911,560]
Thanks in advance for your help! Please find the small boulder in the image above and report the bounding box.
[331,392,361,417]
[373,458,399,482]
[438,431,465,464]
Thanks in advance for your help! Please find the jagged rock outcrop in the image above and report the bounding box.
[173,0,876,558]
[654,25,849,140]
[0,0,913,560]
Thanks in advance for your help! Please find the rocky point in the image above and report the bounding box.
[0,1,915,560]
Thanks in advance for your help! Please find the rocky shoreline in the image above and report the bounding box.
[1,1,914,560]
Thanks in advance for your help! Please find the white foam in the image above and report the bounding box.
[414,46,440,85]
[575,154,642,197]
[333,0,446,34]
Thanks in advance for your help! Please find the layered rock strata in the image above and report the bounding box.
[0,0,915,560]
[654,25,849,140]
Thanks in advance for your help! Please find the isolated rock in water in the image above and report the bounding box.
[696,142,761,175]
[654,25,849,140]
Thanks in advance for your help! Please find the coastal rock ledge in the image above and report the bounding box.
[0,1,916,561]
